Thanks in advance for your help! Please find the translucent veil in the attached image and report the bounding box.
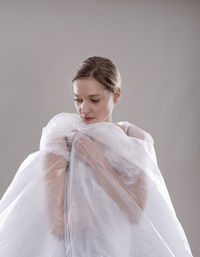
[0,112,193,257]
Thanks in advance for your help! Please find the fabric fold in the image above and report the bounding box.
[0,112,193,257]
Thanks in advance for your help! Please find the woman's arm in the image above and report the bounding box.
[42,137,69,240]
[92,157,147,220]
[87,125,148,213]
[74,132,147,223]
[85,157,146,224]
[100,159,147,211]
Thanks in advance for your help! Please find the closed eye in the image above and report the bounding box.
[91,99,100,103]
[73,99,100,103]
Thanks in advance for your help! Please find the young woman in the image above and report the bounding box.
[0,56,193,256]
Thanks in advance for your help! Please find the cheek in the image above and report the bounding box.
[100,100,113,114]
[105,98,113,111]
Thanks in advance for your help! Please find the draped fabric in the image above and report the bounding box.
[0,112,193,257]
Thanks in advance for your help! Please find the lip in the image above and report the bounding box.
[83,117,94,121]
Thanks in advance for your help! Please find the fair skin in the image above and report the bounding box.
[72,76,124,167]
[43,76,146,239]
[72,77,146,214]
[72,76,122,125]
[43,76,123,239]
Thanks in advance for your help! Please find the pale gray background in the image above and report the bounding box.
[0,0,199,255]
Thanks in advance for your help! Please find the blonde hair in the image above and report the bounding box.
[72,56,121,92]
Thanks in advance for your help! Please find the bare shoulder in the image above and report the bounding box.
[116,124,126,133]
[112,121,126,133]
[125,122,154,144]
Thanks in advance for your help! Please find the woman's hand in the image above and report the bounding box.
[73,133,105,169]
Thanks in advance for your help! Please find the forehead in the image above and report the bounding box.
[72,77,105,97]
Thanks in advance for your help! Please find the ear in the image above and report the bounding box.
[113,87,122,104]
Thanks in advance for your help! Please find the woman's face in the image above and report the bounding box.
[72,77,116,124]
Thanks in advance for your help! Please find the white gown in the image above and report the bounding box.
[0,112,194,256]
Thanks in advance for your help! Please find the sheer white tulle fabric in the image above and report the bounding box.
[0,112,193,257]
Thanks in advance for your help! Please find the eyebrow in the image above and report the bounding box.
[73,93,102,97]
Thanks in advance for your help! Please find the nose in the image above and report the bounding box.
[80,100,90,115]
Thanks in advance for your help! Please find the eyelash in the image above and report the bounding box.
[73,99,100,103]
